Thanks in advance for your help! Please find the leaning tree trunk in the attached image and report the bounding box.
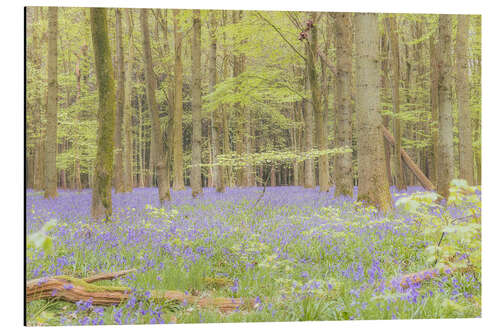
[44,7,58,199]
[386,15,406,191]
[455,15,474,185]
[113,8,126,193]
[436,15,454,200]
[90,8,116,220]
[140,9,171,203]
[332,12,354,197]
[354,12,393,213]
[172,9,185,191]
[191,9,202,197]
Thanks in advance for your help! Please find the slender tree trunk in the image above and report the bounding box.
[138,95,145,187]
[333,13,354,197]
[44,7,58,199]
[304,65,314,189]
[354,13,392,212]
[31,7,44,191]
[123,9,134,192]
[74,52,82,192]
[208,11,218,190]
[455,15,474,185]
[386,15,406,191]
[429,36,439,185]
[172,9,185,191]
[191,10,203,197]
[380,19,393,187]
[90,8,116,220]
[436,15,454,200]
[306,12,328,192]
[140,8,171,203]
[113,8,126,193]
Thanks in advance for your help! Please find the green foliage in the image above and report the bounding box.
[396,180,481,273]
[201,147,352,169]
[27,219,58,256]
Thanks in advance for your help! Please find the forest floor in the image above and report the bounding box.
[26,185,481,325]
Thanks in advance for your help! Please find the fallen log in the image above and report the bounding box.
[83,269,137,283]
[27,272,255,313]
[381,126,435,191]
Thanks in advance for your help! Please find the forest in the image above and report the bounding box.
[25,7,481,325]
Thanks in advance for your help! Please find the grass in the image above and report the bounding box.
[25,186,481,325]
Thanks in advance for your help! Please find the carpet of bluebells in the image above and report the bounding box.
[26,185,481,325]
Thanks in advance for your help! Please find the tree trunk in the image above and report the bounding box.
[332,13,354,197]
[456,15,474,185]
[123,8,135,192]
[172,9,185,191]
[386,15,406,191]
[380,19,393,187]
[304,65,314,189]
[354,13,392,212]
[113,8,126,193]
[429,36,439,185]
[191,10,203,197]
[436,15,454,200]
[307,12,329,192]
[90,8,116,220]
[140,9,171,203]
[138,95,145,187]
[44,7,58,199]
[31,7,45,191]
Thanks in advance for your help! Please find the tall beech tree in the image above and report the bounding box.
[90,8,116,220]
[332,12,353,197]
[44,7,58,199]
[190,9,202,197]
[140,8,171,203]
[354,12,392,212]
[456,15,474,185]
[436,14,454,200]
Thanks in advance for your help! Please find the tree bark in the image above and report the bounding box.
[429,36,439,185]
[90,8,116,220]
[332,13,354,197]
[455,15,474,185]
[436,15,454,200]
[380,19,393,187]
[113,8,126,193]
[44,7,58,199]
[386,15,406,191]
[123,8,134,192]
[304,65,314,189]
[27,272,255,312]
[172,9,185,191]
[140,9,171,203]
[354,13,393,212]
[307,12,329,192]
[191,9,203,197]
